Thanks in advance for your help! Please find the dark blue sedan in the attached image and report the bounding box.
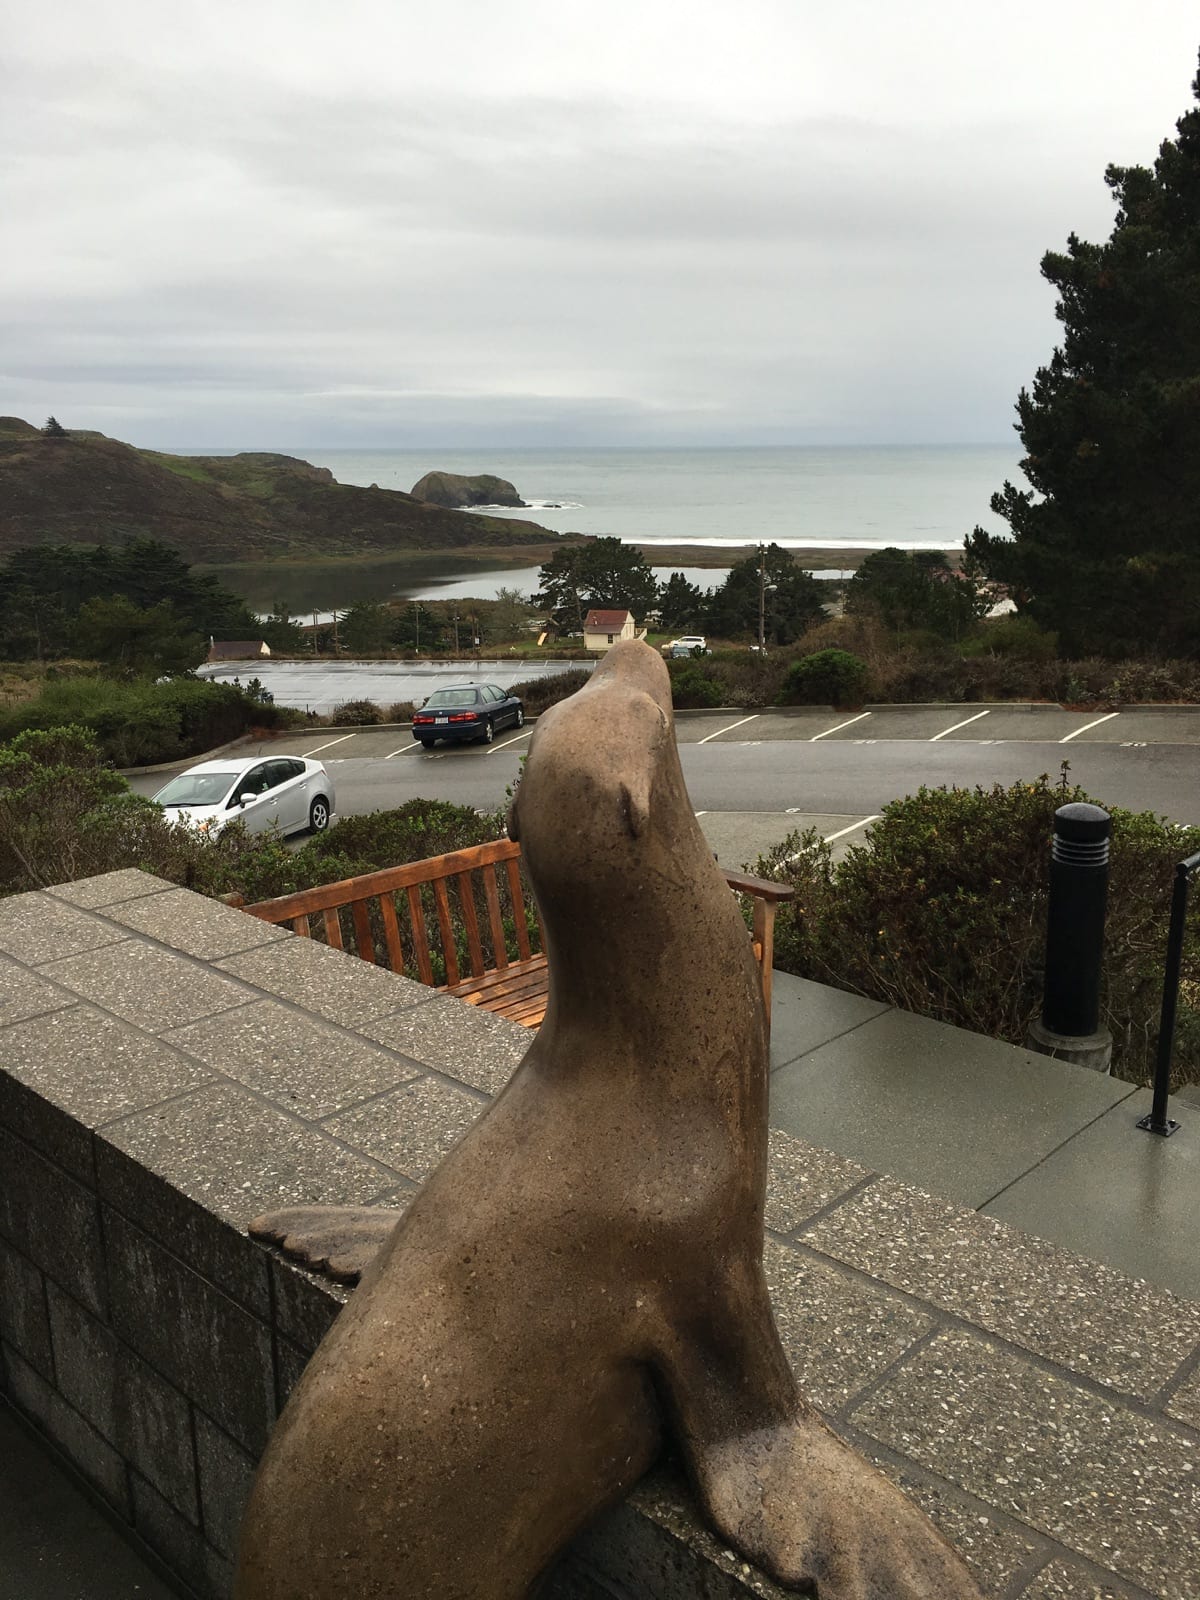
[411,683,525,748]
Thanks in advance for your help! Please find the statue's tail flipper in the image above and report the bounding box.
[249,1205,402,1285]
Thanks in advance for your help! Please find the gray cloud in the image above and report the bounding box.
[3,0,1198,445]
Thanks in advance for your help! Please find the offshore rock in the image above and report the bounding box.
[410,470,527,508]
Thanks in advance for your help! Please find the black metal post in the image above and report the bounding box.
[1137,849,1200,1138]
[1042,803,1111,1039]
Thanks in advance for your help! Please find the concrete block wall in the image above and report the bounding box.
[0,1087,343,1596]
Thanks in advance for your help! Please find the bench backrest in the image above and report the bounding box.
[241,837,541,988]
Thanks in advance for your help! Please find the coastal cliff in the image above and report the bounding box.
[0,419,557,563]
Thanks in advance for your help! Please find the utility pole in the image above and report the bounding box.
[453,614,460,653]
[414,603,420,654]
[312,612,318,654]
[758,544,767,652]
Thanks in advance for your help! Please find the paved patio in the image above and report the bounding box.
[1,871,1198,1599]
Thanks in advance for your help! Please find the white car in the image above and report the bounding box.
[152,756,335,839]
[664,635,710,657]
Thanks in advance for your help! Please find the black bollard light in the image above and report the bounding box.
[1027,802,1113,1071]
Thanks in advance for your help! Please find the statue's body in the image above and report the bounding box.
[234,641,982,1600]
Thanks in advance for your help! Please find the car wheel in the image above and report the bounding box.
[308,796,331,833]
[515,707,524,728]
[482,719,494,744]
[418,738,434,749]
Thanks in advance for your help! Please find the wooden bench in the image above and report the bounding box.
[235,838,793,1032]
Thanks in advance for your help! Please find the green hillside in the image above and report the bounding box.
[0,419,558,563]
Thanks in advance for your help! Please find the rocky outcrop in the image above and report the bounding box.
[410,471,527,509]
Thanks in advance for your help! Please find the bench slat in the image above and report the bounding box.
[351,899,375,966]
[456,870,486,977]
[432,878,459,986]
[322,907,343,950]
[482,865,508,971]
[406,885,435,986]
[379,893,405,971]
[504,856,533,962]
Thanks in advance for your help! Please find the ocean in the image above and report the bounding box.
[283,443,1020,551]
[188,443,1023,606]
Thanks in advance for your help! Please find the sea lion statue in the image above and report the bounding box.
[234,639,983,1600]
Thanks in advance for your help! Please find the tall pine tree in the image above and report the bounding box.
[966,54,1200,658]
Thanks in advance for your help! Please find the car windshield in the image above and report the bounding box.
[154,771,238,806]
[422,689,481,709]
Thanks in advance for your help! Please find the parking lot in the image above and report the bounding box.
[228,702,1200,765]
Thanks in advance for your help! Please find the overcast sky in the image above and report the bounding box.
[3,1,1198,448]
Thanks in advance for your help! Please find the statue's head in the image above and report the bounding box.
[508,641,681,909]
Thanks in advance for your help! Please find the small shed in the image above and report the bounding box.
[583,609,635,651]
[207,639,272,662]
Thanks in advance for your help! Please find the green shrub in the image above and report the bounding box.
[0,674,299,765]
[754,769,1200,1089]
[330,699,384,725]
[668,664,724,708]
[960,615,1059,661]
[780,649,870,707]
[508,669,591,712]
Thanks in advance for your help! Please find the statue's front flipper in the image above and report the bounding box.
[652,1262,983,1600]
[249,1205,402,1284]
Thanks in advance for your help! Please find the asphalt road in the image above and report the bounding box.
[129,703,1200,868]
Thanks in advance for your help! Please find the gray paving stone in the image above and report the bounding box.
[4,1346,130,1516]
[0,1236,53,1380]
[804,1178,1200,1398]
[765,1130,871,1235]
[1015,1558,1147,1598]
[102,885,292,961]
[361,994,530,1095]
[47,868,177,909]
[0,951,75,1027]
[194,1409,256,1559]
[217,934,429,1025]
[105,1209,274,1454]
[164,997,422,1120]
[856,1440,1041,1599]
[0,1128,106,1316]
[1,1003,216,1127]
[984,1089,1200,1302]
[39,939,250,1034]
[322,1075,486,1182]
[851,1328,1200,1600]
[769,1008,1135,1209]
[768,971,890,1071]
[95,1139,271,1318]
[764,1238,933,1414]
[101,1081,397,1227]
[0,892,129,965]
[1165,1364,1200,1430]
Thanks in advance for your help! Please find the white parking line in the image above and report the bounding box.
[698,714,759,745]
[486,728,534,755]
[823,815,881,843]
[811,711,871,741]
[1061,712,1119,743]
[930,710,990,741]
[302,733,357,757]
[384,742,421,759]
